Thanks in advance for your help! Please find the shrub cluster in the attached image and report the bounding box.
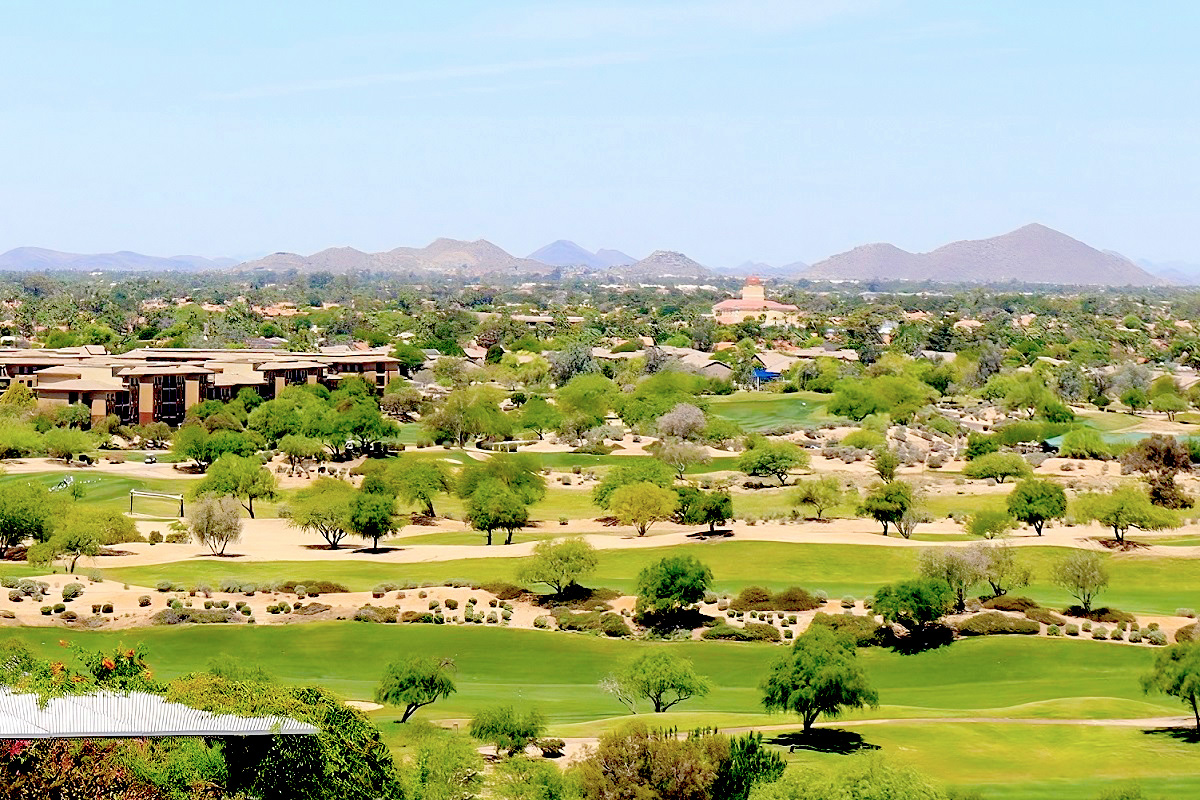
[151,608,238,625]
[954,612,1040,636]
[810,612,887,647]
[729,585,821,612]
[552,608,631,637]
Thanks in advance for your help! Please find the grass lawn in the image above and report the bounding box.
[1077,410,1146,432]
[922,491,1009,519]
[0,471,196,519]
[2,626,1193,798]
[708,391,832,431]
[787,722,1200,800]
[63,541,1200,615]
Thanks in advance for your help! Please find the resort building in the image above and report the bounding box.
[711,277,801,326]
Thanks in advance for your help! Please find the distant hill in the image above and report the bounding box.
[1139,258,1200,286]
[803,224,1164,286]
[614,250,710,279]
[238,238,557,277]
[526,240,635,268]
[0,247,235,272]
[715,260,809,278]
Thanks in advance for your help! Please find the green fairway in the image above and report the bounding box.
[1077,410,1146,432]
[62,540,1200,615]
[0,471,196,518]
[0,627,1177,726]
[922,491,1009,519]
[708,391,832,431]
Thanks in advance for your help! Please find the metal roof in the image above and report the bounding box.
[0,689,317,738]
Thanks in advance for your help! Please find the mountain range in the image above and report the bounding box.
[0,247,237,272]
[0,225,1177,286]
[802,224,1163,286]
[525,240,634,269]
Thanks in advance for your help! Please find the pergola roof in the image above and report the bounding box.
[0,690,316,738]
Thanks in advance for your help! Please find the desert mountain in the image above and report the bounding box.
[238,238,557,277]
[527,240,635,268]
[614,250,710,279]
[803,224,1164,286]
[0,247,235,272]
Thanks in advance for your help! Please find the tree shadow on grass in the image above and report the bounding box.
[1142,726,1200,744]
[766,729,880,755]
[191,552,246,558]
[352,547,403,555]
[685,529,734,540]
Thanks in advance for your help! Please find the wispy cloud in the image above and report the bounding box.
[212,51,645,100]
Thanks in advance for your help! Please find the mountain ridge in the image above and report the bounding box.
[802,224,1164,286]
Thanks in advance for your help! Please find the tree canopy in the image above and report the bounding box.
[760,626,879,732]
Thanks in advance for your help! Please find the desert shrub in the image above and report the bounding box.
[354,605,399,623]
[148,531,164,545]
[730,585,820,612]
[1065,606,1136,624]
[445,598,459,610]
[955,612,1040,636]
[1145,629,1168,646]
[292,602,331,615]
[8,591,20,603]
[61,584,83,601]
[841,595,856,608]
[533,615,552,629]
[1066,624,1079,636]
[1047,624,1061,636]
[1082,621,1093,631]
[164,531,190,544]
[39,606,51,616]
[1025,608,1067,626]
[101,604,113,614]
[810,612,886,647]
[401,611,436,624]
[61,611,78,622]
[138,595,151,607]
[553,609,631,637]
[701,623,757,641]
[279,580,348,594]
[151,608,237,625]
[1175,622,1200,643]
[1092,626,1109,640]
[1129,628,1143,643]
[155,581,172,593]
[1177,608,1197,618]
[982,596,1038,612]
[483,582,525,601]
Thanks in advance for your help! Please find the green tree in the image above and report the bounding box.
[284,477,355,549]
[1152,392,1188,421]
[1051,550,1108,613]
[193,454,278,518]
[738,440,808,486]
[468,706,546,756]
[43,427,92,462]
[966,509,1016,539]
[1074,485,1179,543]
[791,477,843,520]
[655,440,712,479]
[390,343,427,375]
[749,752,948,800]
[516,396,562,440]
[457,452,546,506]
[347,491,401,550]
[872,578,953,631]
[464,478,529,545]
[374,656,457,723]
[676,487,733,532]
[517,537,598,595]
[0,482,52,557]
[610,481,678,536]
[187,495,244,556]
[387,458,454,517]
[27,524,101,573]
[277,434,323,475]
[872,447,900,482]
[172,423,213,470]
[605,651,711,713]
[962,452,1031,484]
[635,555,712,617]
[1006,478,1068,536]
[1142,642,1200,729]
[592,458,675,509]
[1120,434,1193,508]
[861,481,913,536]
[917,549,981,612]
[760,626,878,732]
[0,381,36,410]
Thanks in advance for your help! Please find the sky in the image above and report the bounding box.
[2,1,1199,268]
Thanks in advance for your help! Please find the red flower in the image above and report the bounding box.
[101,658,115,670]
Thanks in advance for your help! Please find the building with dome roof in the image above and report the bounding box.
[711,277,801,326]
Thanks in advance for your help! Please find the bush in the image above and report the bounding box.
[165,531,190,544]
[292,602,330,615]
[151,608,238,625]
[1047,624,1061,636]
[482,582,525,601]
[955,612,1040,636]
[1064,606,1136,624]
[1145,629,1168,646]
[533,615,552,629]
[1025,608,1067,626]
[1092,626,1109,640]
[810,612,886,647]
[538,738,566,758]
[101,604,113,614]
[61,583,83,601]
[1175,622,1200,643]
[445,598,459,610]
[138,595,151,607]
[279,580,347,594]
[354,605,399,624]
[40,606,51,616]
[982,596,1038,612]
[61,611,78,622]
[730,585,820,612]
[1177,608,1197,618]
[1128,628,1143,643]
[401,611,436,624]
[7,591,20,603]
[1066,624,1079,636]
[841,595,856,608]
[148,531,164,545]
[155,581,172,593]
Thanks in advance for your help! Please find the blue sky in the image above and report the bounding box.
[2,1,1198,267]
